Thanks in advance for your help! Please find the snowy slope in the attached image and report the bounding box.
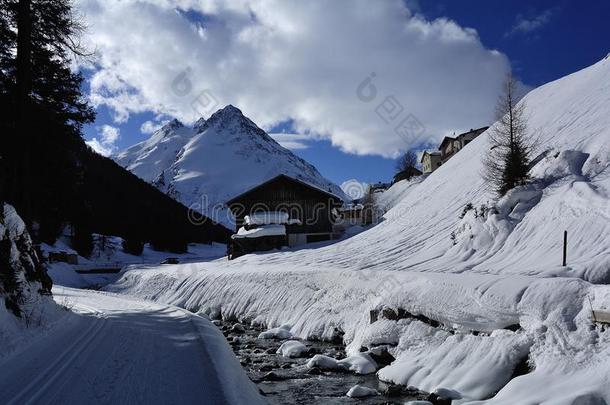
[109,56,610,403]
[115,119,193,183]
[374,175,426,214]
[237,53,610,281]
[116,105,345,227]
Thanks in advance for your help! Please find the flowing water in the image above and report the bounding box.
[216,321,439,404]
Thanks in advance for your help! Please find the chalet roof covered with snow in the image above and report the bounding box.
[438,126,489,150]
[226,174,344,205]
[420,150,441,162]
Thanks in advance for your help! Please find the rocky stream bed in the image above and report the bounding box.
[215,320,451,405]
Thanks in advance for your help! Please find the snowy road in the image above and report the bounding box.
[0,287,264,405]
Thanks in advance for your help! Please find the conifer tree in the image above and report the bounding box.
[0,0,95,240]
[483,74,534,196]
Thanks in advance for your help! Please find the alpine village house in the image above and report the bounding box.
[226,174,343,259]
[420,126,488,173]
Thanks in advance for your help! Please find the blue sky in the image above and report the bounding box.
[81,0,609,186]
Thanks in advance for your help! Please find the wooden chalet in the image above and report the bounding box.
[226,174,343,253]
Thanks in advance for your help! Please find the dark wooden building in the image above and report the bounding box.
[393,167,422,183]
[227,174,343,246]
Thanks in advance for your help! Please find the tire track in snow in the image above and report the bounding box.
[5,317,108,405]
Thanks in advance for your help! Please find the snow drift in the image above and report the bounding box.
[109,56,610,403]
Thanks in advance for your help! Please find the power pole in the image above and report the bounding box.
[562,230,568,267]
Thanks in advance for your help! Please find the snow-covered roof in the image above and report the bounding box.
[226,174,344,204]
[438,136,457,149]
[338,204,364,212]
[437,127,489,150]
[244,211,289,226]
[231,224,286,239]
[420,150,441,163]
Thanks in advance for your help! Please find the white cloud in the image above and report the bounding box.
[269,133,311,150]
[140,120,168,134]
[100,124,120,144]
[506,9,554,37]
[86,125,120,156]
[77,0,511,157]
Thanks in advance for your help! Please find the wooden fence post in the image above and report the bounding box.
[562,230,567,266]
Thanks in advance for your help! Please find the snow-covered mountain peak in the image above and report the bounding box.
[198,104,268,141]
[193,117,207,133]
[148,118,188,142]
[199,104,245,129]
[116,105,345,228]
[212,103,242,116]
[165,118,184,130]
[115,118,193,183]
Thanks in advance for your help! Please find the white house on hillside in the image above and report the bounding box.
[421,151,442,173]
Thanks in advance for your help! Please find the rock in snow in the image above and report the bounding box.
[258,324,293,339]
[230,323,245,333]
[433,387,462,400]
[346,384,379,398]
[115,105,346,228]
[306,353,377,375]
[306,354,340,370]
[276,340,307,358]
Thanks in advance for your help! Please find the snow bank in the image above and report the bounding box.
[108,261,601,401]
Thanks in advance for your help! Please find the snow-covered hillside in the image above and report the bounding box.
[116,105,345,227]
[373,175,426,214]
[109,56,610,403]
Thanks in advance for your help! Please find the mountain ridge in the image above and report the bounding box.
[116,105,346,227]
